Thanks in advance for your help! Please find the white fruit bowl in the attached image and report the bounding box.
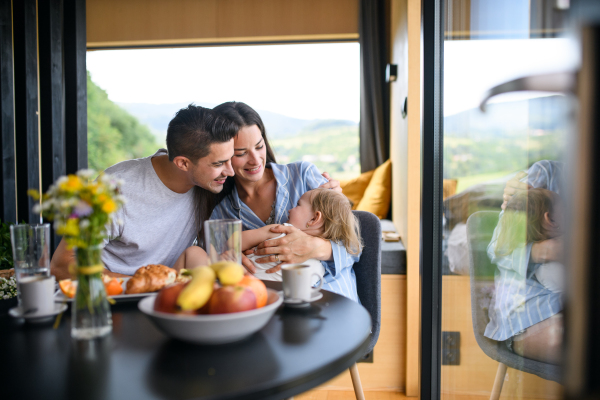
[138,289,283,344]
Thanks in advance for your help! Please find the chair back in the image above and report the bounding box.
[467,211,500,346]
[466,210,561,383]
[352,211,381,355]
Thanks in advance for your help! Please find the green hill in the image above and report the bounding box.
[87,73,159,172]
[270,124,360,180]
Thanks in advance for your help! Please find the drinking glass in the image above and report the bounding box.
[10,223,51,305]
[204,219,242,264]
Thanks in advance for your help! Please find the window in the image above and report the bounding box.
[86,43,360,179]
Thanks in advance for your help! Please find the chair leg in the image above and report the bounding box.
[349,363,366,400]
[490,362,508,400]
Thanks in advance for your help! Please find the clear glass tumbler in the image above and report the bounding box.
[10,223,51,305]
[204,219,242,265]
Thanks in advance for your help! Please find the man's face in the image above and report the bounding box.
[188,139,235,193]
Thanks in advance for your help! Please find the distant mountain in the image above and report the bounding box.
[117,102,357,144]
[444,95,570,138]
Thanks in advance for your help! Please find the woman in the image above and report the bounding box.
[485,160,565,364]
[210,102,359,301]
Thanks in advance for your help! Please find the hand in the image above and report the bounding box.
[501,171,532,210]
[531,237,564,263]
[254,225,331,271]
[320,171,342,193]
[241,253,256,274]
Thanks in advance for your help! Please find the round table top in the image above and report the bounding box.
[0,283,371,400]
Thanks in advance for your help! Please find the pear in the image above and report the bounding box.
[210,261,245,285]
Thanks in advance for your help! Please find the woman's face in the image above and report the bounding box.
[232,125,267,183]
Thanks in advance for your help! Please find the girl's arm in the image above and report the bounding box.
[242,224,282,251]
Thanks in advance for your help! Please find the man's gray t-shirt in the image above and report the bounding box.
[102,149,197,275]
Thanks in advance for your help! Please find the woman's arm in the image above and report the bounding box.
[253,225,333,273]
[241,225,282,251]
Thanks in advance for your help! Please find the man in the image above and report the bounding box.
[51,105,238,280]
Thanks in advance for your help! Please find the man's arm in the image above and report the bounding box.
[320,172,342,193]
[51,238,129,280]
[50,239,74,281]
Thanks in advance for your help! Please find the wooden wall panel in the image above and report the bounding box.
[312,275,407,392]
[86,0,358,48]
[0,0,16,224]
[405,0,422,396]
[440,276,563,399]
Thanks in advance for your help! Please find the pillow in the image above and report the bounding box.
[340,169,375,209]
[356,159,392,219]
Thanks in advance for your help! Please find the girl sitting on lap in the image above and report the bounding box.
[176,189,362,293]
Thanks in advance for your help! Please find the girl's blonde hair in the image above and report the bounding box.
[309,189,363,255]
[495,188,556,257]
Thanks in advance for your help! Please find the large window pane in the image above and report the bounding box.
[441,1,573,399]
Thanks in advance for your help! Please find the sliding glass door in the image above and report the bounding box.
[425,1,579,400]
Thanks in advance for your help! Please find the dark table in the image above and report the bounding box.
[0,283,371,400]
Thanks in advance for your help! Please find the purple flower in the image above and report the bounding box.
[73,200,93,217]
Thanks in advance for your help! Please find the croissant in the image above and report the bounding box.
[125,264,176,294]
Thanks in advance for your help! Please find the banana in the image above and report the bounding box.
[209,261,245,285]
[176,266,216,311]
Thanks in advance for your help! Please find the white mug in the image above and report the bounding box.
[19,276,55,315]
[282,264,323,302]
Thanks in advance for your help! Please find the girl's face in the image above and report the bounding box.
[543,190,564,238]
[232,125,267,183]
[287,191,315,229]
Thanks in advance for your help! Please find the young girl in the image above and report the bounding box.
[175,189,363,285]
[495,187,564,292]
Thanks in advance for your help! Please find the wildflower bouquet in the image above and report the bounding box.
[29,169,125,249]
[0,276,17,300]
[29,169,125,339]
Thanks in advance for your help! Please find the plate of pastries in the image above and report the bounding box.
[55,264,191,302]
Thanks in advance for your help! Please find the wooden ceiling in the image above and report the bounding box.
[87,0,359,49]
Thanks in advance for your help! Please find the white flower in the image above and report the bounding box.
[33,204,42,214]
[56,176,68,186]
[116,218,124,226]
[77,169,96,179]
[79,219,90,229]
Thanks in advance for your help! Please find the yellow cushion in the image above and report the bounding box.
[443,179,458,200]
[356,159,392,219]
[340,169,375,209]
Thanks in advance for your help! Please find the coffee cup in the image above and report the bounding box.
[281,264,323,302]
[19,275,55,315]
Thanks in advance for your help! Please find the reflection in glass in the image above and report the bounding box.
[441,1,572,399]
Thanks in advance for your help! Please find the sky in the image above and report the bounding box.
[86,43,361,122]
[444,38,580,116]
[87,38,580,122]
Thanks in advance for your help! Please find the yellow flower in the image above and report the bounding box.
[27,189,40,200]
[56,219,80,237]
[101,199,117,213]
[60,175,83,193]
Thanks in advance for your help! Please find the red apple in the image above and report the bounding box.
[153,283,187,313]
[208,285,257,314]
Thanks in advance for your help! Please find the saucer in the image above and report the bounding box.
[283,291,323,308]
[9,303,67,323]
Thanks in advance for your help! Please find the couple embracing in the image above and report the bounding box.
[51,102,361,302]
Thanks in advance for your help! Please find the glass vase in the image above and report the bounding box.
[71,245,112,339]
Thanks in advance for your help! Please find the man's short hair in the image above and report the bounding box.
[166,104,239,162]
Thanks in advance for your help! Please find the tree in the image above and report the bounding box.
[87,72,159,172]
